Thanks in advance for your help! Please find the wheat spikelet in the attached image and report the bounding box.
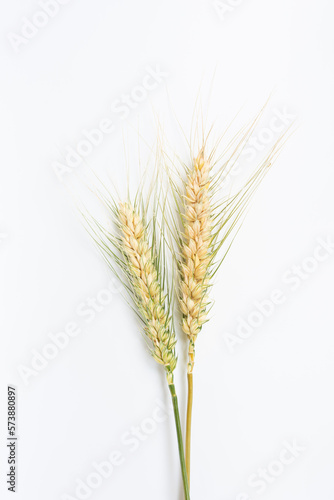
[179,149,212,374]
[118,202,177,384]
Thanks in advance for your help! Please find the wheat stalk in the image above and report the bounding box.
[178,148,213,483]
[80,112,290,496]
[169,120,289,483]
[84,189,190,500]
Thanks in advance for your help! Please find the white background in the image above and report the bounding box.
[1,1,334,499]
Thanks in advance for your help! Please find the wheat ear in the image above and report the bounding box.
[179,149,212,375]
[118,202,177,385]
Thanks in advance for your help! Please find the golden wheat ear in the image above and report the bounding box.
[117,201,177,384]
[171,125,288,374]
[82,179,177,385]
[179,149,212,374]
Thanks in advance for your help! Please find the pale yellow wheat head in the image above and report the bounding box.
[83,177,178,385]
[118,202,177,384]
[179,150,212,373]
[171,117,288,374]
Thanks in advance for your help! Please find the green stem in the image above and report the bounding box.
[186,372,193,483]
[169,384,190,500]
